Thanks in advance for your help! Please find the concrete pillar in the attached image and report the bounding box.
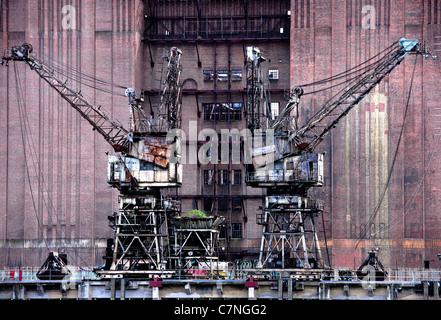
[278,277,283,300]
[288,279,293,300]
[423,281,429,300]
[185,283,191,295]
[13,284,24,300]
[78,281,90,300]
[387,284,398,300]
[120,279,126,300]
[319,283,329,300]
[216,282,223,297]
[248,287,255,300]
[152,287,160,300]
[343,284,350,298]
[110,279,116,300]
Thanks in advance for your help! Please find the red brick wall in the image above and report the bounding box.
[0,0,143,267]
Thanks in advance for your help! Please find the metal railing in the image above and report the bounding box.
[0,267,100,282]
[1,265,439,283]
[331,267,441,282]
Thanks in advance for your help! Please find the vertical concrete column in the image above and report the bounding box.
[78,281,90,300]
[319,283,329,300]
[248,287,255,300]
[423,281,429,300]
[288,279,293,300]
[387,285,396,300]
[278,277,283,300]
[120,279,126,300]
[152,287,160,300]
[245,277,257,300]
[110,278,116,300]
[150,276,162,300]
[13,284,25,300]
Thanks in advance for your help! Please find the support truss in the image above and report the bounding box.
[257,195,324,269]
[107,195,180,271]
[169,216,225,274]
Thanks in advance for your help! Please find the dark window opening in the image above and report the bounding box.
[231,223,243,238]
[203,103,242,121]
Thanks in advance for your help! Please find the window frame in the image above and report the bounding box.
[231,223,243,239]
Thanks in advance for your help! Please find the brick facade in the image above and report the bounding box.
[0,0,440,270]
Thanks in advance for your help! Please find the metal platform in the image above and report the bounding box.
[0,276,439,300]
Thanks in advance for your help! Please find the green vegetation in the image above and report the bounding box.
[186,209,208,218]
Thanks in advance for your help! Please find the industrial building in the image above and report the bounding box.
[0,0,441,301]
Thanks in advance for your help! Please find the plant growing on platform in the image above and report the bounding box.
[186,209,208,218]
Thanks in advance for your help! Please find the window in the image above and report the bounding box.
[220,226,227,239]
[232,70,242,81]
[268,69,279,80]
[270,102,279,120]
[232,170,242,185]
[231,197,242,212]
[140,161,155,170]
[203,103,242,121]
[231,223,243,238]
[204,70,214,82]
[218,170,228,185]
[219,132,229,163]
[204,170,214,185]
[217,70,228,82]
[231,103,242,120]
[218,197,228,212]
[231,133,242,163]
[204,198,213,212]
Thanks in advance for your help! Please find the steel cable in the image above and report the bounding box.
[36,50,128,97]
[354,53,419,246]
[13,62,92,268]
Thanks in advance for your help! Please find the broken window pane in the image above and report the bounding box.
[203,103,242,121]
[204,70,214,81]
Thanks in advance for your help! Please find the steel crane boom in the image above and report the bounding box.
[2,43,130,153]
[286,38,434,158]
[2,43,184,172]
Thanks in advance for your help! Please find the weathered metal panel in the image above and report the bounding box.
[107,155,182,188]
[128,135,173,168]
[248,153,323,187]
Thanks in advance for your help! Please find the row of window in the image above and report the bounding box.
[203,102,281,121]
[204,70,243,82]
[204,169,242,185]
[202,196,242,213]
[218,223,243,239]
[195,198,244,238]
[203,69,279,82]
[203,103,242,121]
